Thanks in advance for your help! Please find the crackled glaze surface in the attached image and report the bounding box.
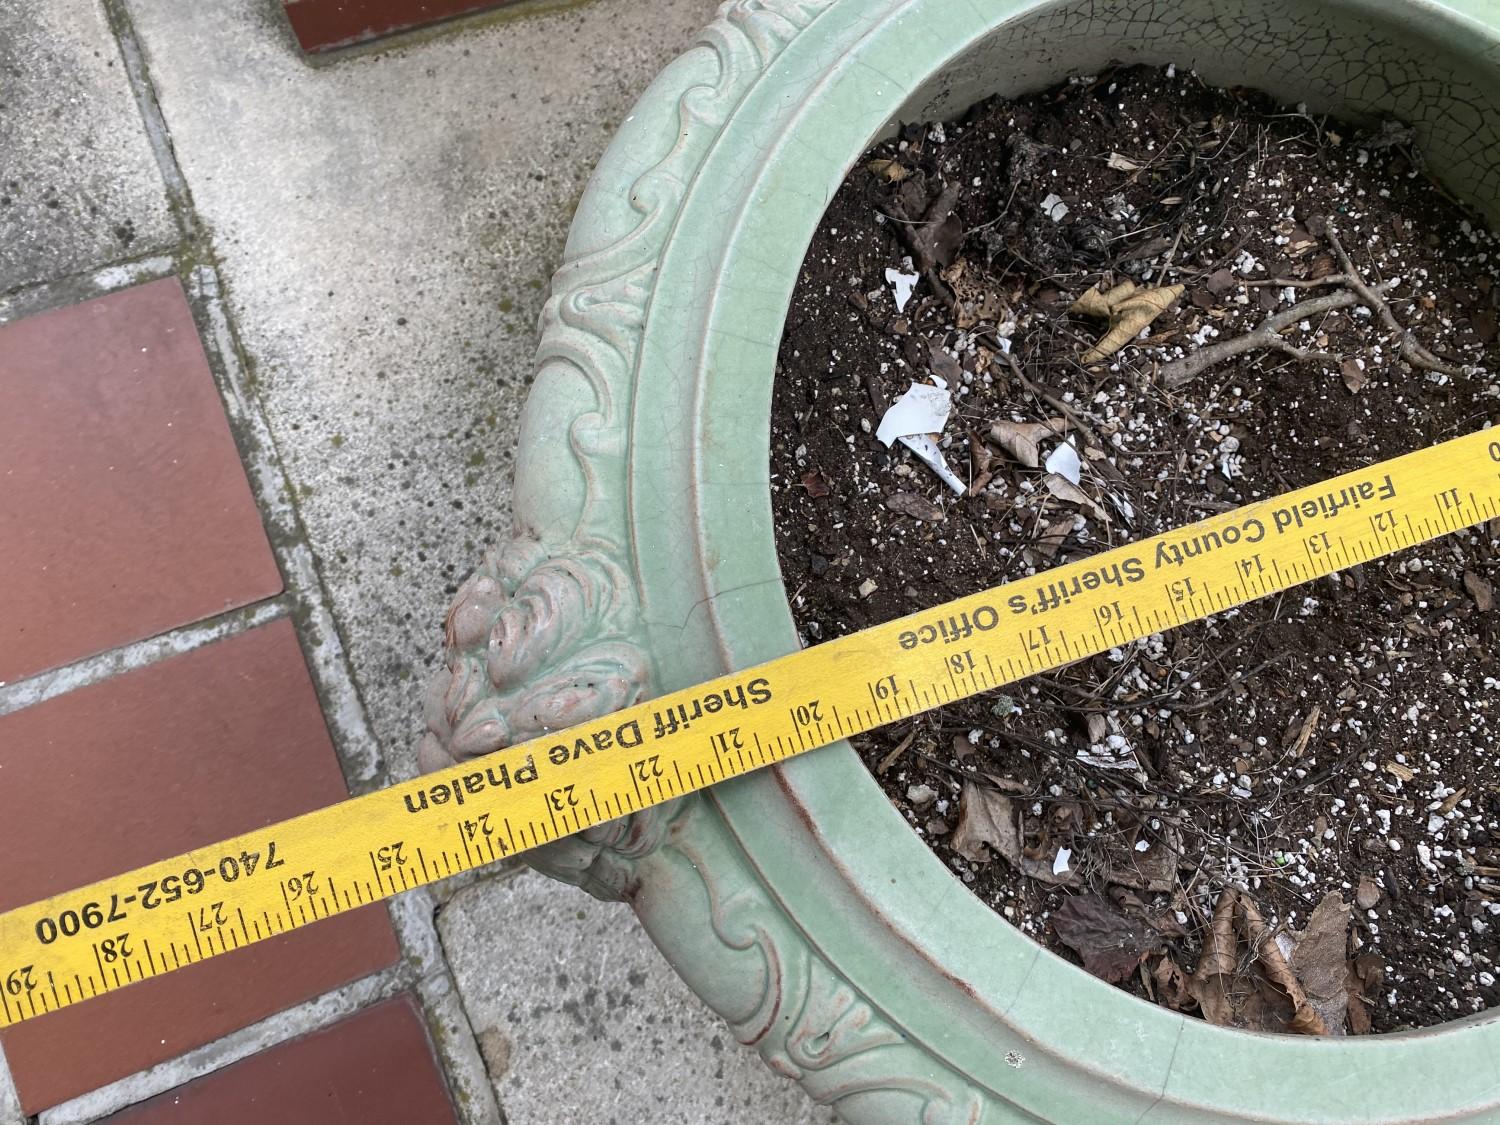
[422,1,1500,1119]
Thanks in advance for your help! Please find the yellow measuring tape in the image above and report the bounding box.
[1,429,1497,1028]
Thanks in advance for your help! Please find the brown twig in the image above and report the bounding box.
[890,181,962,307]
[1163,214,1466,386]
[1243,275,1352,289]
[1160,290,1366,387]
[1322,219,1465,378]
[1000,347,1105,452]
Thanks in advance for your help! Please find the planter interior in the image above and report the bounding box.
[500,0,1500,1119]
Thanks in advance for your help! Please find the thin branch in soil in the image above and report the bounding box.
[889,181,962,306]
[1159,289,1364,387]
[1243,275,1351,289]
[999,347,1106,452]
[1162,214,1468,387]
[1321,219,1466,378]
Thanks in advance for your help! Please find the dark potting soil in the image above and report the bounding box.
[770,66,1500,1034]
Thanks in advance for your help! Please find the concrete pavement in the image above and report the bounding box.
[0,1,836,1120]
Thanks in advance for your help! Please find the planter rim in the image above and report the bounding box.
[630,0,1500,1118]
[429,0,1500,1119]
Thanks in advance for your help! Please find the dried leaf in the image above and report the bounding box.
[866,158,908,182]
[1465,569,1494,612]
[1341,357,1369,393]
[1042,471,1090,505]
[885,490,944,522]
[951,782,1014,865]
[967,432,997,475]
[1070,282,1185,363]
[1189,890,1344,1035]
[1044,473,1110,523]
[1188,889,1244,1027]
[928,342,963,385]
[1069,280,1136,319]
[1354,875,1381,911]
[1051,895,1165,983]
[1350,954,1380,1038]
[1085,712,1108,743]
[977,771,1028,794]
[951,783,1071,883]
[1232,894,1329,1035]
[1287,893,1352,1036]
[987,419,1057,468]
[1100,825,1180,893]
[800,470,832,498]
[1307,252,1339,280]
[1152,955,1194,1011]
[1346,988,1373,1035]
[1032,516,1075,561]
[1106,151,1144,172]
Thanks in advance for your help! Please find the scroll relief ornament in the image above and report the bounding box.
[417,537,670,899]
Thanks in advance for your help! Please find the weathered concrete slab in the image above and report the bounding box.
[122,0,720,788]
[0,0,177,292]
[440,871,840,1125]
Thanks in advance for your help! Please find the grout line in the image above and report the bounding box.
[45,6,505,1122]
[35,965,413,1125]
[184,265,385,790]
[390,890,506,1124]
[105,7,502,1120]
[97,0,198,241]
[0,599,292,719]
[181,273,504,1119]
[0,254,177,323]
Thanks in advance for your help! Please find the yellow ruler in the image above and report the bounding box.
[1,429,1497,1028]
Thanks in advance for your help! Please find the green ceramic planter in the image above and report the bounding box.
[420,1,1500,1119]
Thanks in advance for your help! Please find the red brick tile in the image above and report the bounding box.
[103,996,456,1125]
[0,620,399,1113]
[0,277,282,685]
[282,0,513,52]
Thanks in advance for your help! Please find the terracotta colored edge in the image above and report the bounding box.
[282,0,519,51]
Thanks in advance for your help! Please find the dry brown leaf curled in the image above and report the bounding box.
[1043,473,1110,523]
[1341,357,1369,393]
[866,158,908,183]
[885,491,944,523]
[1187,889,1347,1035]
[1051,895,1165,983]
[1287,892,1352,1036]
[1070,281,1185,363]
[1069,280,1138,319]
[987,419,1060,469]
[951,782,1073,884]
[800,470,832,498]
